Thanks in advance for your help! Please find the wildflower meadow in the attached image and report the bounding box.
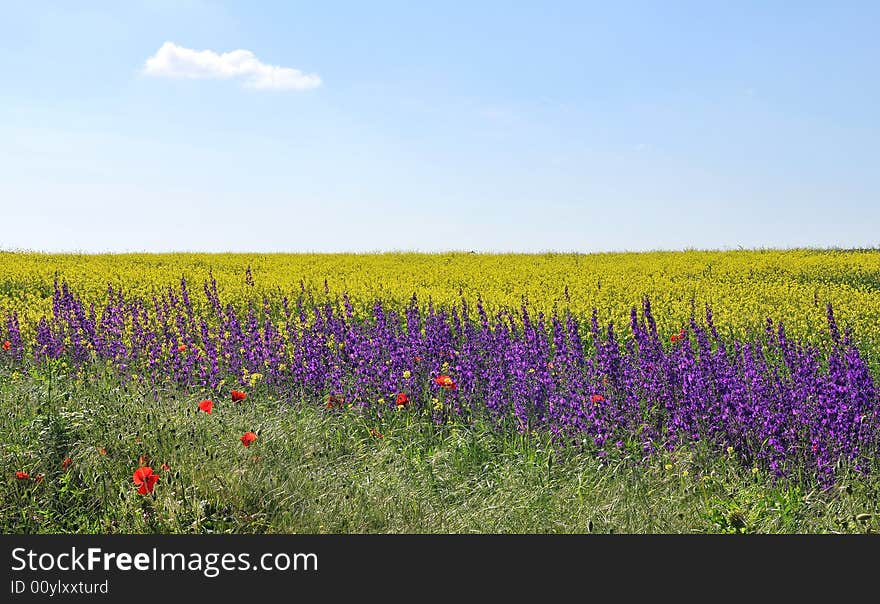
[2,250,879,533]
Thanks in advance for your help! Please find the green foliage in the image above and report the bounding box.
[2,368,878,534]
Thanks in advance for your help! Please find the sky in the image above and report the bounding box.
[1,0,878,253]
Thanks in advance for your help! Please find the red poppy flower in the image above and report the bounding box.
[434,375,456,390]
[178,344,187,353]
[198,399,214,414]
[591,394,605,403]
[240,431,257,447]
[325,400,334,409]
[231,390,247,402]
[97,447,107,456]
[369,427,383,439]
[61,457,72,469]
[15,471,29,480]
[33,474,44,483]
[414,356,422,363]
[2,340,10,350]
[395,392,409,407]
[160,462,171,472]
[133,466,159,495]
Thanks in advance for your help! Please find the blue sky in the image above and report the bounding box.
[1,1,878,253]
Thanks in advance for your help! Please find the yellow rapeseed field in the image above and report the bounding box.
[1,249,879,346]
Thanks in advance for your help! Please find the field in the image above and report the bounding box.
[4,250,880,345]
[2,249,880,533]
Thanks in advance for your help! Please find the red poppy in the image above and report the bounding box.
[198,399,214,414]
[434,375,456,390]
[240,431,257,447]
[133,466,159,495]
[414,356,422,363]
[97,447,107,456]
[33,474,44,483]
[231,390,247,402]
[325,400,334,409]
[591,394,605,403]
[160,462,171,472]
[2,340,10,350]
[395,392,409,407]
[178,344,187,353]
[369,427,383,439]
[61,457,72,469]
[15,471,29,480]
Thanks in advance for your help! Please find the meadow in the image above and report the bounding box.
[2,249,880,533]
[4,249,880,345]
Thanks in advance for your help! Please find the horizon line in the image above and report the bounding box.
[2,245,880,256]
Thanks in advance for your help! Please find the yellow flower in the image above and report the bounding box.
[403,370,411,379]
[664,463,673,471]
[682,469,689,477]
[752,467,759,475]
[726,446,734,455]
[432,398,443,411]
[378,398,386,405]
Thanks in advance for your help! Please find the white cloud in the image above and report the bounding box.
[143,41,321,90]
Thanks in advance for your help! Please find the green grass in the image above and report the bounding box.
[1,365,879,534]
